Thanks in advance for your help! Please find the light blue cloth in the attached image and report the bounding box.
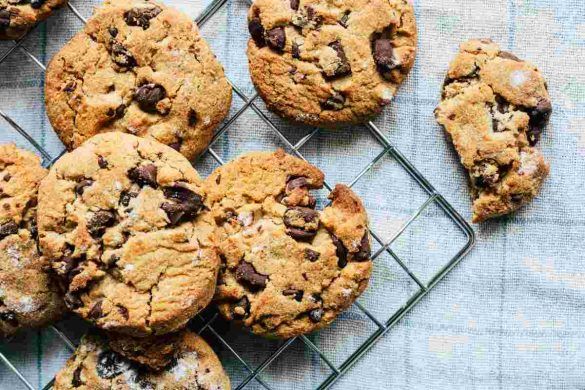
[1,0,584,389]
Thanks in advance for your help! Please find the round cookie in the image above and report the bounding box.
[206,150,372,339]
[0,144,64,338]
[45,0,232,161]
[0,0,67,40]
[435,39,551,222]
[246,0,416,127]
[53,329,231,390]
[37,132,219,337]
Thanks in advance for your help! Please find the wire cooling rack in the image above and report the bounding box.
[0,0,475,389]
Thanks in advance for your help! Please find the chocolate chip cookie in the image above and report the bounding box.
[206,150,372,339]
[0,0,67,40]
[247,0,416,127]
[37,132,219,337]
[45,0,232,161]
[435,39,551,223]
[0,144,64,338]
[53,329,231,390]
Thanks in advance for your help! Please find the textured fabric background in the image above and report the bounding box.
[1,0,584,389]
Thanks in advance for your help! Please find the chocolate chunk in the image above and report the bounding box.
[308,308,323,323]
[119,191,136,207]
[134,83,166,113]
[71,365,83,387]
[88,210,117,238]
[3,173,10,182]
[527,99,552,146]
[321,92,345,111]
[0,220,18,240]
[248,17,265,47]
[290,0,299,10]
[128,164,157,187]
[168,141,181,151]
[331,234,348,268]
[304,248,320,262]
[98,156,108,169]
[30,0,45,9]
[111,41,137,68]
[284,206,319,241]
[124,6,162,29]
[0,310,18,327]
[266,27,286,51]
[108,26,118,37]
[325,41,351,79]
[286,176,308,192]
[292,41,301,59]
[510,193,524,203]
[235,261,268,290]
[117,305,129,320]
[188,109,198,126]
[498,51,521,62]
[373,39,398,73]
[353,232,371,261]
[88,300,104,319]
[161,184,205,225]
[339,11,350,28]
[64,292,83,310]
[232,296,250,319]
[96,351,126,379]
[283,289,303,302]
[0,10,10,31]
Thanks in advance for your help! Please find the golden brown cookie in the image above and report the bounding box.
[0,144,64,338]
[0,0,67,40]
[45,0,232,161]
[37,133,219,337]
[247,0,416,127]
[53,329,231,390]
[435,39,551,222]
[206,150,372,339]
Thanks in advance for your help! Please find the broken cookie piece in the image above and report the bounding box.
[435,39,551,222]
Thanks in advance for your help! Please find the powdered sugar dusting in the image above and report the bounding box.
[170,351,199,381]
[15,296,39,313]
[510,70,529,88]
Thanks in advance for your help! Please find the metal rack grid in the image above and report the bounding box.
[0,0,476,388]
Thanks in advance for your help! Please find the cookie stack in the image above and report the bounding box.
[0,0,553,387]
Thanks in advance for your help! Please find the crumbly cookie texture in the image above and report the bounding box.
[37,133,219,337]
[45,0,232,161]
[435,39,551,223]
[206,150,372,339]
[0,0,67,40]
[0,144,64,338]
[247,0,416,127]
[53,330,231,390]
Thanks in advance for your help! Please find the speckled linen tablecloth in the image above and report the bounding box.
[1,0,584,389]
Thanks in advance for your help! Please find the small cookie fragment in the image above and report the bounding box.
[0,0,68,40]
[45,0,232,160]
[53,330,231,390]
[207,150,372,339]
[435,39,551,222]
[0,144,64,338]
[246,0,417,127]
[37,133,219,337]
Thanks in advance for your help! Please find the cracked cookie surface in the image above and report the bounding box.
[45,0,232,161]
[0,0,67,40]
[247,0,416,127]
[206,150,372,339]
[53,329,231,390]
[435,39,551,223]
[0,144,64,337]
[37,133,219,337]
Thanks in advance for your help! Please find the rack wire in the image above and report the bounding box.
[0,0,476,388]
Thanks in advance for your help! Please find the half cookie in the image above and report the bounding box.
[37,133,219,337]
[45,0,232,160]
[53,329,230,390]
[435,39,551,222]
[207,150,372,338]
[246,0,416,127]
[0,0,68,40]
[0,144,64,337]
